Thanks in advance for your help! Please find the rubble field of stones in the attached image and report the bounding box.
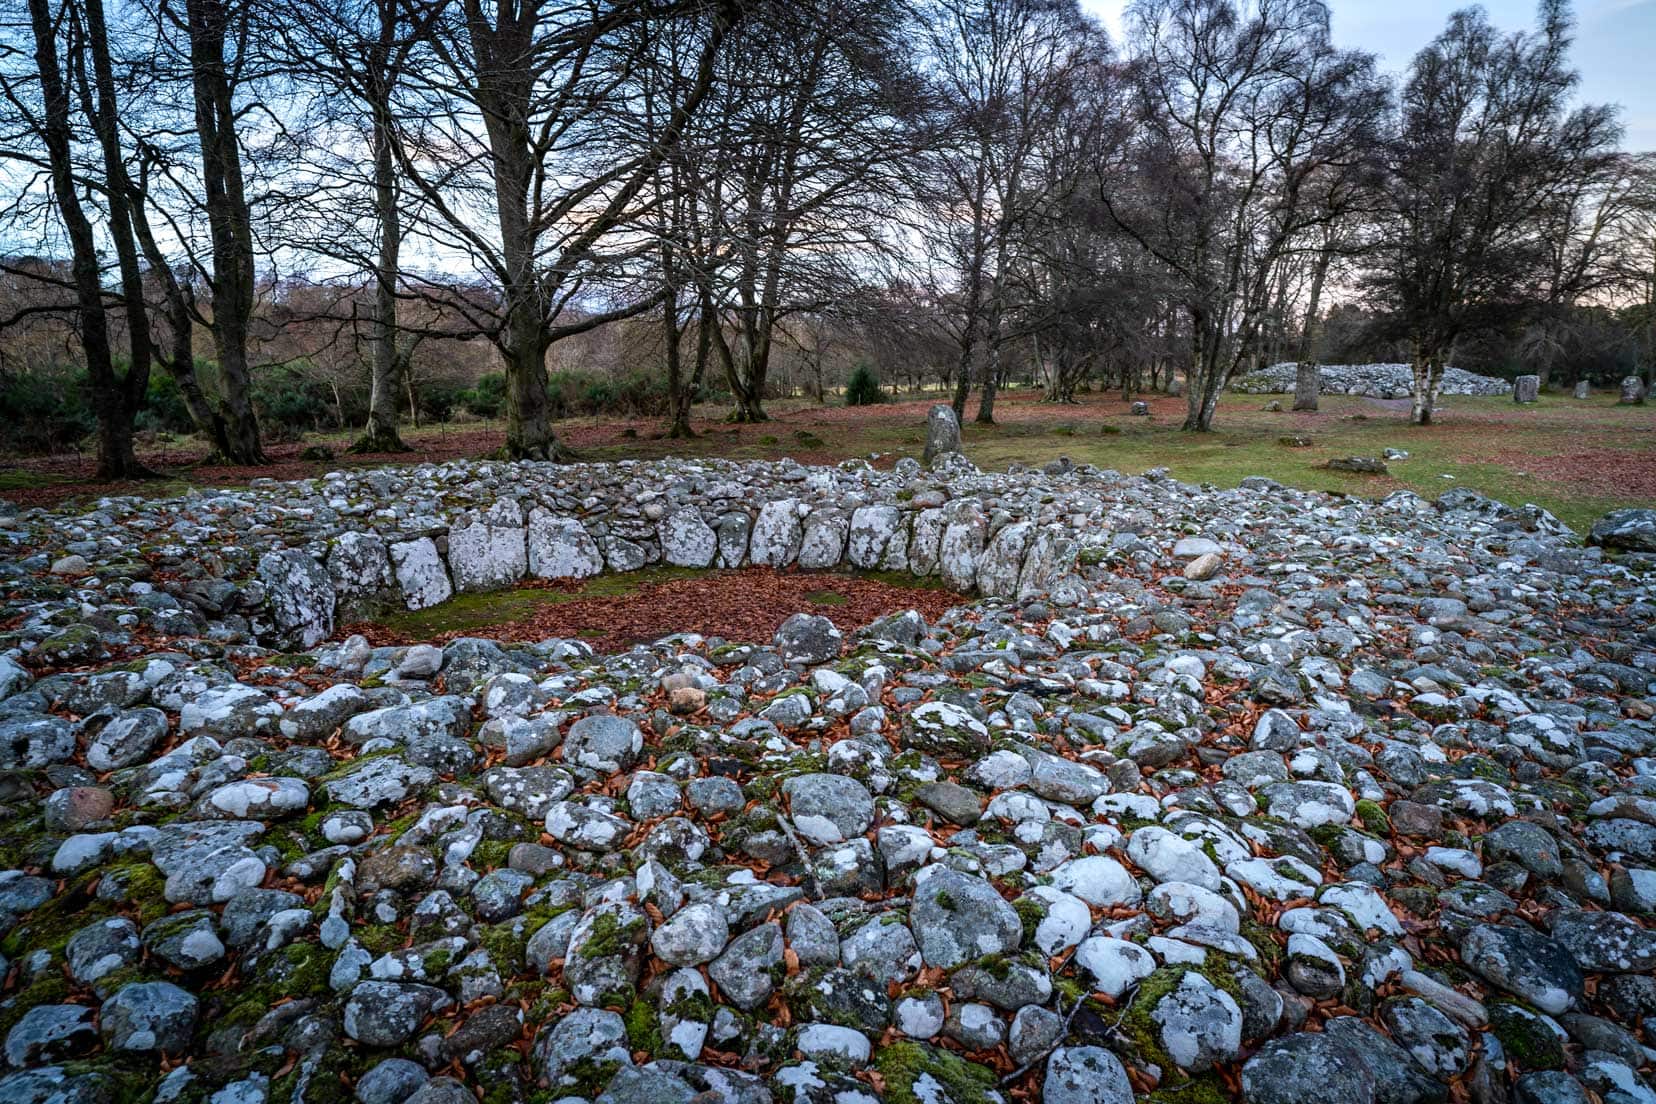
[1,444,1656,1104]
[1231,364,1513,399]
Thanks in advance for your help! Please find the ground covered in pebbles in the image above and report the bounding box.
[1,455,1655,1104]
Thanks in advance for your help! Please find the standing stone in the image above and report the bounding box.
[448,502,527,592]
[714,512,751,568]
[601,533,647,573]
[1620,375,1647,404]
[908,508,945,576]
[939,507,987,592]
[1513,375,1540,403]
[1130,401,1150,415]
[527,513,603,580]
[1573,380,1590,399]
[658,508,717,568]
[257,549,336,647]
[922,404,962,467]
[327,531,393,600]
[750,500,803,566]
[390,538,453,610]
[976,521,1033,598]
[1017,527,1078,600]
[798,511,849,569]
[847,505,902,569]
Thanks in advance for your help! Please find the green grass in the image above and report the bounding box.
[566,389,1650,533]
[0,470,71,491]
[11,385,1650,537]
[951,393,1648,533]
[377,565,712,638]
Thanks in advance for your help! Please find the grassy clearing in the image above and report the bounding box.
[946,394,1650,532]
[9,386,1651,534]
[575,388,1650,533]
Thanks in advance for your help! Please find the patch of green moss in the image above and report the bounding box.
[101,861,169,925]
[873,1042,999,1104]
[270,1044,355,1104]
[0,874,112,959]
[355,923,406,956]
[1354,799,1390,834]
[0,971,70,1039]
[423,944,456,976]
[1147,1073,1233,1104]
[1012,897,1047,947]
[1237,919,1283,974]
[469,839,514,871]
[623,996,662,1056]
[479,922,529,971]
[579,910,646,959]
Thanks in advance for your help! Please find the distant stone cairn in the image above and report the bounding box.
[1232,362,1510,399]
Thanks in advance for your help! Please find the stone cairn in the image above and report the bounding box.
[1,447,1655,1104]
[1232,362,1511,399]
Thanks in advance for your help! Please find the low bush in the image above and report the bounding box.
[461,372,507,418]
[845,361,886,406]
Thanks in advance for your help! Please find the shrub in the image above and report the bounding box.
[845,362,886,406]
[418,380,464,423]
[135,371,196,436]
[546,369,672,419]
[254,364,338,441]
[462,372,507,418]
[0,367,94,454]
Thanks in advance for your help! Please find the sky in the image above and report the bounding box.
[1079,0,1656,152]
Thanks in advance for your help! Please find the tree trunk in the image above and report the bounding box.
[186,0,266,464]
[1181,315,1209,431]
[1409,339,1444,426]
[1292,247,1333,412]
[502,310,562,459]
[351,94,408,454]
[662,271,696,439]
[975,333,1000,424]
[27,0,151,479]
[950,323,975,424]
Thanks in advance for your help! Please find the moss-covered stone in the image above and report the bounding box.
[1488,1002,1566,1071]
[1118,962,1247,1080]
[1354,799,1390,834]
[873,1042,999,1104]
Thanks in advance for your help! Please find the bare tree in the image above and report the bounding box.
[274,0,443,453]
[1098,0,1385,431]
[672,0,920,424]
[1368,0,1620,424]
[0,0,153,476]
[916,0,1097,424]
[384,0,742,460]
